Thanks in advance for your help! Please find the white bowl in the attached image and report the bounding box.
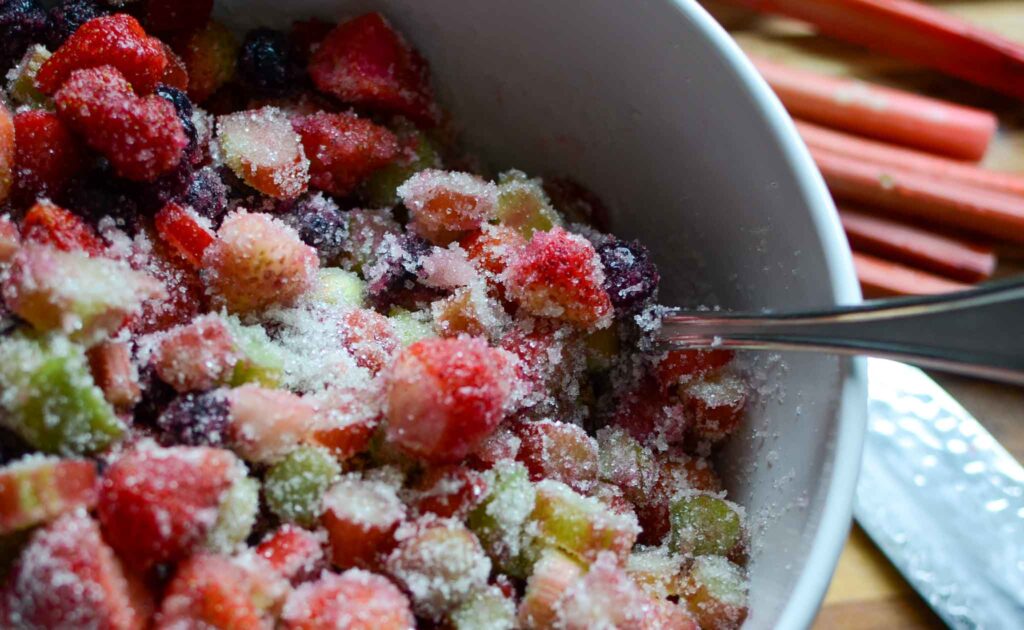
[219,1,868,627]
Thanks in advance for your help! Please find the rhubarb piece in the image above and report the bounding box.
[467,460,536,577]
[451,585,516,630]
[385,516,492,621]
[225,385,315,463]
[87,340,141,409]
[853,251,971,297]
[681,555,749,630]
[518,548,584,629]
[322,474,406,570]
[409,465,489,520]
[217,107,310,199]
[204,473,259,553]
[398,169,498,244]
[627,546,686,599]
[6,44,51,108]
[0,335,125,455]
[155,202,216,268]
[264,445,341,526]
[679,370,748,443]
[0,455,97,535]
[308,386,381,462]
[495,170,560,237]
[669,494,744,557]
[529,479,639,566]
[514,419,599,493]
[152,314,241,392]
[0,105,11,206]
[363,126,441,207]
[281,569,415,630]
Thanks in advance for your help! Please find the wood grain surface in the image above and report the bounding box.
[700,1,1024,627]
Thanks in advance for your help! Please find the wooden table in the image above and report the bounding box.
[700,1,1024,627]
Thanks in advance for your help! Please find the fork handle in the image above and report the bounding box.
[658,279,1024,385]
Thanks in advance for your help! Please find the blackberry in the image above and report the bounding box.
[236,28,302,97]
[282,193,347,263]
[59,161,145,232]
[156,391,230,447]
[182,166,229,224]
[0,0,48,71]
[366,232,444,311]
[46,0,108,49]
[596,238,660,316]
[155,84,200,164]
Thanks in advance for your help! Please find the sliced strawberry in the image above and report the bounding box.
[97,444,241,571]
[506,227,613,329]
[655,349,734,393]
[513,419,599,493]
[218,107,310,200]
[36,14,168,95]
[155,201,216,267]
[309,12,439,126]
[54,65,188,182]
[339,308,400,375]
[397,169,499,244]
[1,511,148,629]
[410,465,489,519]
[11,109,84,205]
[155,553,281,630]
[0,103,12,204]
[159,42,190,91]
[460,224,527,300]
[294,111,399,197]
[172,19,238,103]
[322,475,406,570]
[256,525,327,585]
[225,385,316,463]
[0,456,98,535]
[21,200,104,255]
[152,314,240,392]
[202,210,318,314]
[131,236,206,335]
[87,341,142,409]
[385,337,512,463]
[281,569,415,630]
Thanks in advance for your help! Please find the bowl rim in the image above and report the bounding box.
[671,1,869,628]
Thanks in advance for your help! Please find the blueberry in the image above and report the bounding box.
[182,166,229,224]
[0,0,48,71]
[155,84,200,164]
[237,28,302,97]
[366,232,443,311]
[282,194,347,263]
[156,391,230,447]
[596,238,660,316]
[46,0,107,48]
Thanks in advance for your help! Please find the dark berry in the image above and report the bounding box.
[140,159,195,214]
[58,160,145,232]
[182,166,229,224]
[0,0,48,71]
[156,391,230,447]
[596,238,660,316]
[366,232,443,311]
[132,365,178,428]
[155,84,200,164]
[237,28,302,97]
[281,194,347,263]
[45,0,108,49]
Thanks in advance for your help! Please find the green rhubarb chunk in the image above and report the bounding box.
[529,479,639,566]
[225,316,285,387]
[669,494,743,557]
[264,446,341,527]
[313,268,366,308]
[0,335,124,456]
[388,308,434,347]
[494,170,561,238]
[451,586,516,630]
[467,461,537,578]
[6,45,51,108]
[206,475,259,553]
[362,127,441,207]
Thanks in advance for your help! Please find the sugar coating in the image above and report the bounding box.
[217,106,310,199]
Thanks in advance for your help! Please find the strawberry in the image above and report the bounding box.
[339,307,400,375]
[0,215,20,263]
[54,65,188,182]
[506,227,613,329]
[281,569,415,630]
[131,236,206,335]
[202,210,318,313]
[467,425,521,470]
[87,341,142,409]
[655,349,734,393]
[36,14,168,95]
[460,224,527,299]
[256,525,327,585]
[322,475,406,570]
[308,386,381,462]
[397,169,499,244]
[0,455,98,535]
[155,553,282,630]
[225,384,316,463]
[0,103,12,204]
[155,201,216,268]
[634,451,722,546]
[172,19,238,103]
[293,111,400,197]
[159,42,190,91]
[385,336,512,463]
[0,510,148,629]
[513,419,599,493]
[97,444,241,571]
[21,200,104,255]
[12,109,84,203]
[679,370,748,443]
[409,465,489,520]
[152,314,241,392]
[217,107,310,199]
[385,516,491,621]
[309,12,439,126]
[143,0,214,34]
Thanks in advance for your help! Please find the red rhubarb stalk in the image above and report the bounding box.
[853,251,971,297]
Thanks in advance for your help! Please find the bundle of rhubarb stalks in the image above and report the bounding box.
[714,0,1024,297]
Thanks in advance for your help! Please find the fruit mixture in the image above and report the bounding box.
[0,3,752,629]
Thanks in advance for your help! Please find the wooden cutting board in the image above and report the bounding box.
[700,2,1024,628]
